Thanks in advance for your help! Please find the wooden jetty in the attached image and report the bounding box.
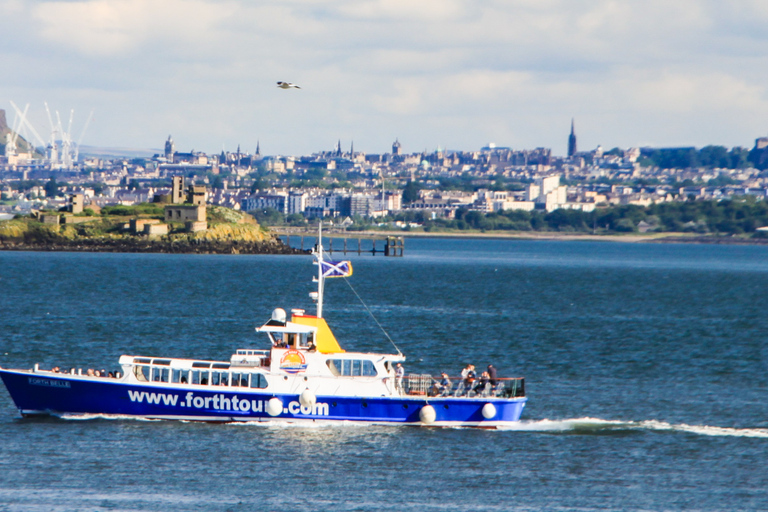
[272,228,404,256]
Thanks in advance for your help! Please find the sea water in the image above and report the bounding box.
[0,239,767,511]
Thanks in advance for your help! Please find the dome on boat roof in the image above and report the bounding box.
[271,308,286,324]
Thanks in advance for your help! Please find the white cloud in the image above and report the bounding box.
[31,0,233,57]
[4,0,768,154]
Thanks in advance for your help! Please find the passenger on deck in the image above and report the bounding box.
[462,364,476,387]
[395,363,404,393]
[432,372,452,396]
[51,367,60,373]
[475,371,490,395]
[487,364,498,387]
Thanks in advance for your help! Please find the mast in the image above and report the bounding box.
[315,222,325,318]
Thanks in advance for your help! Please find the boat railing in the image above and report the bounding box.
[405,375,525,399]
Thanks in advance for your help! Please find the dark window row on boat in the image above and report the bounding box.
[48,366,121,378]
[132,364,268,389]
[326,359,378,377]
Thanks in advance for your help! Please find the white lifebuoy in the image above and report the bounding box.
[299,389,316,408]
[266,397,283,417]
[481,402,497,419]
[419,405,436,424]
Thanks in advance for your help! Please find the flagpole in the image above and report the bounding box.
[316,221,324,318]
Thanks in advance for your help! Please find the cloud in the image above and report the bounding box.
[4,0,768,154]
[31,0,233,57]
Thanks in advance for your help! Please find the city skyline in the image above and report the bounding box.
[3,1,768,156]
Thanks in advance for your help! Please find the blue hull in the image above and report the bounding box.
[0,369,526,426]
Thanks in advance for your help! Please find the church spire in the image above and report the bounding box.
[568,118,577,157]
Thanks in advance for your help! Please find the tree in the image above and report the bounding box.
[44,178,59,198]
[401,181,421,204]
[250,178,267,194]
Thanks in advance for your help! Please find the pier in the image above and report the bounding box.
[272,228,404,256]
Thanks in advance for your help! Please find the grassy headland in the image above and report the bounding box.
[0,205,304,254]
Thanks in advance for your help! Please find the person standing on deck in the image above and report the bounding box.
[395,363,404,394]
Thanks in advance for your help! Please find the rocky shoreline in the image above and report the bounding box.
[0,236,309,255]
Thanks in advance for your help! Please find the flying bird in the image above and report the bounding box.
[277,81,301,89]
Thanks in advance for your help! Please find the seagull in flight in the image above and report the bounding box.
[277,81,301,89]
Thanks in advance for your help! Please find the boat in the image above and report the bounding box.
[0,226,527,427]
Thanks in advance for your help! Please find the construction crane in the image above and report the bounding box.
[8,101,93,169]
[9,101,47,157]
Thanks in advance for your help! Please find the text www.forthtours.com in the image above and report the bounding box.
[127,390,329,415]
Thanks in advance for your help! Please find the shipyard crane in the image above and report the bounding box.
[73,110,93,163]
[44,102,59,164]
[5,102,29,156]
[9,101,47,154]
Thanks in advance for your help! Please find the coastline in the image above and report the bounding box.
[0,237,308,255]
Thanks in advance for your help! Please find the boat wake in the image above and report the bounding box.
[26,414,768,438]
[497,417,768,438]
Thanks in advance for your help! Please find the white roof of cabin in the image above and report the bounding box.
[255,321,317,334]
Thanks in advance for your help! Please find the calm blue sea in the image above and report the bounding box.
[1,239,767,511]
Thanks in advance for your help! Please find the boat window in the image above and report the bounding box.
[326,359,378,377]
[134,365,149,382]
[211,371,221,386]
[362,361,377,376]
[231,372,247,387]
[250,374,268,389]
[152,359,171,366]
[220,372,230,386]
[151,367,169,382]
[171,369,184,383]
[134,358,151,364]
[212,363,230,369]
[192,370,210,385]
[192,362,211,369]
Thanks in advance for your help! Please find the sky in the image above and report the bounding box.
[2,0,768,157]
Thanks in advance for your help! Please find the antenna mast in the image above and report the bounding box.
[314,222,325,318]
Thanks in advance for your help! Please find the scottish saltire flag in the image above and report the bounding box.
[321,260,353,278]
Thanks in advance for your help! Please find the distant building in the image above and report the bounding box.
[164,204,205,223]
[392,139,402,156]
[165,135,175,162]
[242,193,287,214]
[70,194,84,214]
[568,119,577,157]
[171,176,185,204]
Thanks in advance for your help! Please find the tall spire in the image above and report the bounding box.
[568,118,577,157]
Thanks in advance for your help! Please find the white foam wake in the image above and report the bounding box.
[498,417,768,438]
